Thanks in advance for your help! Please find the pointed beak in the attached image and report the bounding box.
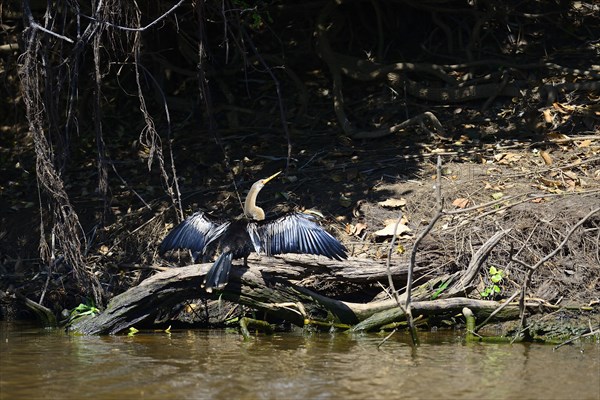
[262,171,281,184]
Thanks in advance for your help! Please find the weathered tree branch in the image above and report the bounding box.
[71,232,516,336]
[71,255,429,334]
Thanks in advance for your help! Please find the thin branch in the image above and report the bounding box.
[29,22,75,43]
[553,324,600,350]
[81,0,186,32]
[386,212,407,314]
[475,290,520,331]
[405,156,444,345]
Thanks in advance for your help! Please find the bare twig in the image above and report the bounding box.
[28,21,74,43]
[81,0,186,32]
[405,156,445,345]
[385,212,407,314]
[376,328,398,349]
[553,324,600,350]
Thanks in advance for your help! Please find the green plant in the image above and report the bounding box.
[65,301,100,325]
[128,327,139,336]
[480,266,504,298]
[431,277,452,300]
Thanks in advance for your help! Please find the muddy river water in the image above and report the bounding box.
[1,322,598,399]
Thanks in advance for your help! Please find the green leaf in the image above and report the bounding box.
[493,285,501,293]
[491,274,503,283]
[489,266,497,275]
[128,327,139,336]
[70,303,99,317]
[431,278,452,300]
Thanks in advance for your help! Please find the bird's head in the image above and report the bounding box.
[245,171,281,220]
[255,171,281,190]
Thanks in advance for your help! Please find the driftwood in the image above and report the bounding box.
[71,253,546,335]
[72,255,423,334]
[350,297,544,332]
[71,230,517,335]
[71,241,525,336]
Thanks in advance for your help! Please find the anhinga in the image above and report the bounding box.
[159,172,347,292]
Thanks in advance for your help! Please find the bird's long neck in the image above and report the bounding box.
[244,182,265,221]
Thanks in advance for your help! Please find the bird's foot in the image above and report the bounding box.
[271,302,307,318]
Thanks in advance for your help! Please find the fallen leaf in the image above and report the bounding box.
[539,150,553,165]
[562,170,578,181]
[345,224,355,235]
[546,132,569,141]
[373,222,411,237]
[378,198,407,208]
[494,153,521,165]
[537,177,561,188]
[452,198,469,208]
[354,222,368,236]
[553,102,574,114]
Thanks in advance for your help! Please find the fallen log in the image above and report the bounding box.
[71,255,429,334]
[71,228,518,335]
[349,297,547,332]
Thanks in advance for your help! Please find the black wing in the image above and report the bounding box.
[251,213,347,260]
[159,211,229,255]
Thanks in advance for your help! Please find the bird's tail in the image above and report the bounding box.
[203,252,233,293]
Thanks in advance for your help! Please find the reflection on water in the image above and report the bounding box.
[1,322,598,400]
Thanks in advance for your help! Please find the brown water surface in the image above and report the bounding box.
[1,322,598,399]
